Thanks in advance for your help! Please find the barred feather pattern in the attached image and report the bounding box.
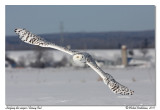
[15,28,50,47]
[103,73,134,95]
[86,55,134,95]
[14,28,75,55]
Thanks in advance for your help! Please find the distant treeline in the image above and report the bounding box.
[6,30,155,50]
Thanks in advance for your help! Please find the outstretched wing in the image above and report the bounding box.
[15,28,75,55]
[86,55,134,95]
[15,28,134,95]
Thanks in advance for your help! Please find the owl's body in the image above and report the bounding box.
[15,28,134,95]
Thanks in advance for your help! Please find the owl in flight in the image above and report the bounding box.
[15,28,134,95]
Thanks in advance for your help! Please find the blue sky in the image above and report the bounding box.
[6,5,155,36]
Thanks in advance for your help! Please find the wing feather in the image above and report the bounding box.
[86,55,134,95]
[15,28,75,55]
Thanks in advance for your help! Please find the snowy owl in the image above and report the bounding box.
[15,28,134,95]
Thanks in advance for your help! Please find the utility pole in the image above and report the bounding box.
[60,21,64,45]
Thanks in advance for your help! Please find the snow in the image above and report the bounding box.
[6,67,155,105]
[5,49,156,105]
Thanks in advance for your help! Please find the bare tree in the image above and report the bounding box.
[140,38,149,56]
[140,49,148,57]
[17,56,26,67]
[53,56,69,68]
[30,47,54,68]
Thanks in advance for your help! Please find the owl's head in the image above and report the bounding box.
[73,53,86,63]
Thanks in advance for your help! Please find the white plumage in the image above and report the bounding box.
[15,28,134,95]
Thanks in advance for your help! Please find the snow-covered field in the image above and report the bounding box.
[5,49,156,105]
